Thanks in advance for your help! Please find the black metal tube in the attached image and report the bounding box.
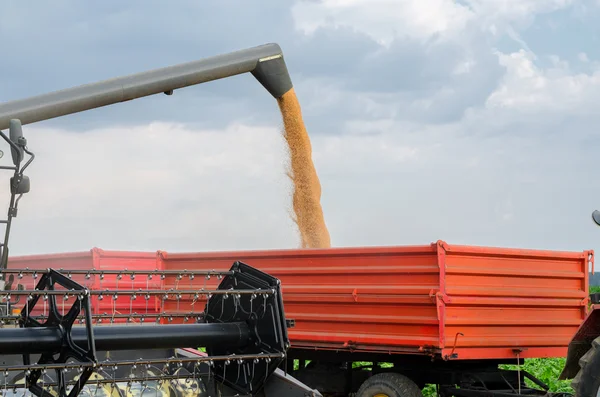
[0,323,250,355]
[0,43,293,130]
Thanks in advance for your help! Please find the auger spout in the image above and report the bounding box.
[0,43,293,130]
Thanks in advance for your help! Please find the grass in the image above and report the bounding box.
[498,358,572,394]
[343,359,572,396]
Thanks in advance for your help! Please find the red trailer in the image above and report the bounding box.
[7,241,595,396]
[6,248,161,323]
[157,240,591,359]
[156,240,593,395]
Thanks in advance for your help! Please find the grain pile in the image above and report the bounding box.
[277,88,331,249]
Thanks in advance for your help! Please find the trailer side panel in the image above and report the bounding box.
[439,241,591,360]
[159,241,591,360]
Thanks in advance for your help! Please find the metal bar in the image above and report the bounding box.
[0,43,293,130]
[0,352,285,372]
[0,313,205,322]
[0,375,203,389]
[1,269,234,276]
[0,323,250,355]
[0,289,271,297]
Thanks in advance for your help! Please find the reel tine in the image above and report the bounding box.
[92,378,101,397]
[259,293,268,319]
[175,272,182,290]
[75,366,83,397]
[250,292,256,316]
[62,292,67,317]
[190,293,198,316]
[263,357,270,387]
[207,359,213,391]
[128,361,136,382]
[115,273,121,291]
[111,293,117,324]
[145,276,149,316]
[2,370,7,397]
[251,357,259,391]
[188,272,194,292]
[221,359,229,388]
[41,368,46,396]
[218,293,227,321]
[84,271,92,289]
[191,360,199,386]
[235,359,242,386]
[243,360,250,393]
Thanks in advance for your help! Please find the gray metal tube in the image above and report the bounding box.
[0,43,293,130]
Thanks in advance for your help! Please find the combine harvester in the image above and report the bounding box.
[0,44,324,397]
[1,43,600,396]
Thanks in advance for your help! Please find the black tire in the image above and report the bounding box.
[573,336,600,397]
[356,372,423,397]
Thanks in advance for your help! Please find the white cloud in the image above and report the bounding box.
[291,0,474,45]
[3,60,600,258]
[291,40,600,253]
[486,49,600,114]
[0,120,423,255]
[291,0,576,48]
[1,122,297,254]
[465,0,574,23]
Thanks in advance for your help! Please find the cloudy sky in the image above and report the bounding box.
[0,1,599,260]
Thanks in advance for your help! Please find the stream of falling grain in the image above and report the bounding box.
[277,88,331,249]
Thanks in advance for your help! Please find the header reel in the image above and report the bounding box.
[0,261,291,397]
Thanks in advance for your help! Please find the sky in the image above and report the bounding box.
[0,1,599,260]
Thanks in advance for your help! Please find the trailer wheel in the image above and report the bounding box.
[356,373,423,397]
[572,336,600,397]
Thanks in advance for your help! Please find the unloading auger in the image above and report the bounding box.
[0,42,295,276]
[0,43,322,397]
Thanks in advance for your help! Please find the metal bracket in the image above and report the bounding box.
[20,269,96,397]
[204,261,288,395]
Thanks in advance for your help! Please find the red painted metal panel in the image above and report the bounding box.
[158,245,441,355]
[439,241,591,360]
[6,241,592,361]
[6,248,161,323]
[158,240,592,360]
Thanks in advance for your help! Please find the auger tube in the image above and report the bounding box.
[0,43,293,130]
[0,323,251,355]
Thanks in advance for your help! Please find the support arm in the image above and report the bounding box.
[0,43,293,130]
